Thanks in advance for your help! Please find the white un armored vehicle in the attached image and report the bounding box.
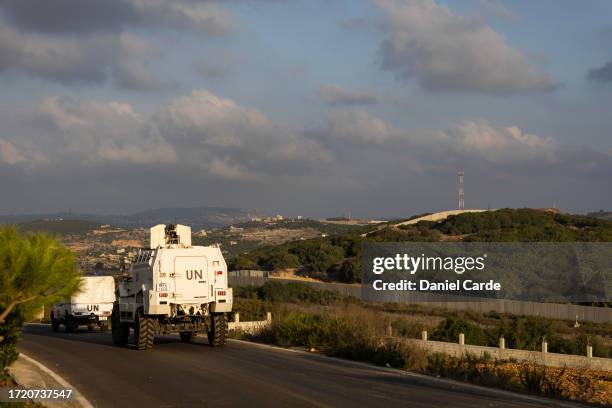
[51,276,115,332]
[112,224,233,350]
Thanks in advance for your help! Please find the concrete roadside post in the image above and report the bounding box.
[587,345,593,368]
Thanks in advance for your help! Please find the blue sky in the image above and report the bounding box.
[0,0,611,218]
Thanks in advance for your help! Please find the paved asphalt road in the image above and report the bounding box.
[20,324,579,408]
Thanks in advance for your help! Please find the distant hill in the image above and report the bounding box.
[0,207,268,230]
[17,219,99,235]
[120,207,267,229]
[588,210,612,221]
[232,208,612,285]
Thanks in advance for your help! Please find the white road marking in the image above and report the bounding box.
[229,339,586,408]
[19,352,95,408]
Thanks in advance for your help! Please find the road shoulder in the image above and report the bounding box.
[229,339,589,408]
[9,352,94,408]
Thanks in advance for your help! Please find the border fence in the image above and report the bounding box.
[227,272,612,324]
[228,270,268,287]
[403,330,612,370]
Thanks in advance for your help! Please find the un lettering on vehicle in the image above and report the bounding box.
[186,269,203,280]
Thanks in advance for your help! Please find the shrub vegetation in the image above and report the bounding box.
[0,227,81,380]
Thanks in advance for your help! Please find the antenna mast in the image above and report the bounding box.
[458,171,465,210]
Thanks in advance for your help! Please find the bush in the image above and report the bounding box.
[243,304,610,405]
[235,281,349,305]
[248,308,427,370]
[261,251,300,271]
[391,318,426,339]
[0,227,81,376]
[235,283,611,358]
[338,258,360,283]
[273,311,327,348]
[232,298,272,321]
[519,363,566,399]
[230,256,258,271]
[572,334,610,358]
[434,208,612,242]
[431,317,487,345]
[0,307,24,381]
[294,242,345,272]
[425,353,518,391]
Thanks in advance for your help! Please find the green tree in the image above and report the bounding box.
[263,251,300,270]
[432,317,487,345]
[230,255,258,271]
[0,227,81,374]
[0,228,81,323]
[298,243,344,272]
[338,258,360,283]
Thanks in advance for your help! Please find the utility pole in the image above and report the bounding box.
[458,171,465,210]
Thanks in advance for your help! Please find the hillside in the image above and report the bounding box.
[0,206,268,229]
[231,208,612,285]
[119,207,267,229]
[195,219,369,257]
[17,219,100,236]
[588,210,612,221]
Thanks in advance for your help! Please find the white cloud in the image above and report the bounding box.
[478,0,518,22]
[0,0,230,89]
[34,96,178,164]
[323,110,396,144]
[4,95,607,181]
[376,0,555,93]
[0,138,48,167]
[319,110,607,175]
[207,158,254,181]
[0,25,165,89]
[0,90,332,180]
[155,0,231,35]
[436,120,556,164]
[0,139,26,165]
[0,0,232,36]
[319,85,379,105]
[155,90,332,178]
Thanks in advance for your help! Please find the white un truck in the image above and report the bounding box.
[112,224,233,350]
[51,276,116,332]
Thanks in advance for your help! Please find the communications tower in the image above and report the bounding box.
[458,171,465,210]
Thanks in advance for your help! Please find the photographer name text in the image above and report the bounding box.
[372,279,501,291]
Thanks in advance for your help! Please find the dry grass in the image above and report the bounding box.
[410,352,612,405]
[240,304,611,406]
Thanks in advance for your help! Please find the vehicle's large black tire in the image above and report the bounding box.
[207,313,227,347]
[134,309,154,350]
[179,332,194,343]
[50,313,59,332]
[111,302,129,346]
[64,316,77,333]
